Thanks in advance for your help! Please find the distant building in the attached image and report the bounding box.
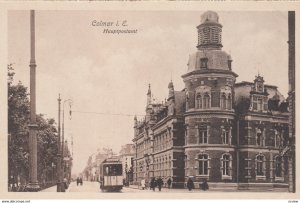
[63,140,73,183]
[119,144,135,183]
[132,11,290,191]
[82,150,110,182]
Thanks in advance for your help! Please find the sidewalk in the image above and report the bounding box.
[40,185,57,192]
[40,184,70,192]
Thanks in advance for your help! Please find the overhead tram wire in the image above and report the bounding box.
[72,110,145,117]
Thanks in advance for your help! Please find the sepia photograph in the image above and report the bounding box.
[5,5,296,199]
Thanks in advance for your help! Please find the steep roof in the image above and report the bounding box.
[234,81,285,103]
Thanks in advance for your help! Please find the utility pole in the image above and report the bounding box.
[57,94,65,192]
[288,11,295,193]
[26,10,40,192]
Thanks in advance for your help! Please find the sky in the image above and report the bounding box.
[8,10,288,175]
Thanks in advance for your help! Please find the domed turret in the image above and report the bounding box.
[185,11,235,73]
[197,11,223,50]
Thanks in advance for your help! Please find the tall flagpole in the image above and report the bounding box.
[27,10,40,192]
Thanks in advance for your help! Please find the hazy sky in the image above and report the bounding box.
[8,10,288,174]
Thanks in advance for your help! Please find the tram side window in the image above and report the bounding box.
[104,165,122,176]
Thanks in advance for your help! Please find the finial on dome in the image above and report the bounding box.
[147,84,152,105]
[147,83,151,95]
[168,80,174,89]
[168,80,175,100]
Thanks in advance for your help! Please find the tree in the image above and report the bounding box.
[8,64,59,190]
[8,64,31,188]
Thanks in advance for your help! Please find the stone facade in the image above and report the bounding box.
[132,11,290,191]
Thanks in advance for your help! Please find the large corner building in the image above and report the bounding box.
[132,11,290,191]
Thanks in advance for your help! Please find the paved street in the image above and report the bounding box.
[41,181,288,193]
[41,181,191,193]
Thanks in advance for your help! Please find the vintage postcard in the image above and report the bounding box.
[0,1,299,200]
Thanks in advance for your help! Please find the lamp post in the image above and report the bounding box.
[62,99,73,184]
[56,94,64,192]
[27,10,40,192]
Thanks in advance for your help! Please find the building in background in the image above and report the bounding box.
[82,149,115,181]
[63,140,73,183]
[119,144,135,184]
[133,11,290,191]
[133,81,186,188]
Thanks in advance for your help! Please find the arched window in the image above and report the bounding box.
[227,94,232,110]
[196,94,202,109]
[256,154,265,176]
[275,156,282,177]
[220,94,226,109]
[198,154,209,175]
[221,154,231,176]
[203,94,210,109]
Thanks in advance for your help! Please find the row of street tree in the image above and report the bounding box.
[8,64,59,191]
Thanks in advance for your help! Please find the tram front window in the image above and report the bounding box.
[104,165,122,176]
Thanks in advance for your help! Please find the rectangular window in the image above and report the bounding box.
[256,156,265,176]
[223,130,229,144]
[264,97,268,111]
[275,157,282,177]
[257,98,262,111]
[200,58,208,69]
[199,128,208,144]
[199,155,209,175]
[253,96,257,110]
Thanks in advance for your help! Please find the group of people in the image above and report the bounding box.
[76,177,83,186]
[140,177,172,191]
[150,177,164,191]
[187,178,209,191]
[140,177,208,192]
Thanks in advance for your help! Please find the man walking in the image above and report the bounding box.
[150,177,156,191]
[157,177,163,192]
[167,178,171,189]
[187,177,194,191]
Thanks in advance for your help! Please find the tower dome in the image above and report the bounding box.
[200,11,219,24]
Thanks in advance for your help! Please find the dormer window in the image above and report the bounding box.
[228,60,232,70]
[252,95,268,112]
[200,58,208,69]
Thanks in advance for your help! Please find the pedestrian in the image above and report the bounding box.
[167,178,172,189]
[141,179,146,190]
[76,177,80,186]
[156,177,163,192]
[201,179,209,191]
[80,177,83,186]
[187,177,194,191]
[63,178,69,190]
[150,177,156,191]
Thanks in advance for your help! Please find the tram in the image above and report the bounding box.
[99,157,123,192]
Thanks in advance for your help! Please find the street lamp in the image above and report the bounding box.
[62,99,73,184]
[56,95,64,192]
